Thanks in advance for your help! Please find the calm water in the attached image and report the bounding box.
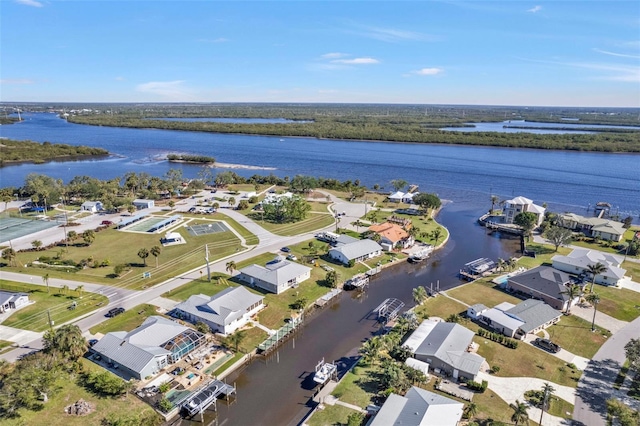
[147,117,310,124]
[441,120,640,134]
[1,113,638,219]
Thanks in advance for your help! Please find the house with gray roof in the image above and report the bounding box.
[80,200,103,213]
[503,196,546,226]
[0,290,30,313]
[238,257,311,294]
[557,213,625,242]
[478,299,562,339]
[370,386,463,426]
[174,286,264,335]
[404,319,485,381]
[504,265,578,311]
[328,239,383,265]
[91,316,205,380]
[552,248,627,287]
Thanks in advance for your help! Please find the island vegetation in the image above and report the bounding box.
[0,139,109,166]
[166,153,215,164]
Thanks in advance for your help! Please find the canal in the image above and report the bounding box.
[177,201,519,426]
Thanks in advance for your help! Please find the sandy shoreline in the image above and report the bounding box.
[210,162,276,170]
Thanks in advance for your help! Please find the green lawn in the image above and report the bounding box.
[89,304,160,335]
[591,285,640,322]
[446,279,522,308]
[546,314,608,358]
[414,295,469,320]
[307,404,359,426]
[0,280,109,332]
[517,243,571,269]
[475,335,581,387]
[236,326,268,354]
[0,358,161,426]
[246,211,335,236]
[331,365,379,408]
[162,274,235,301]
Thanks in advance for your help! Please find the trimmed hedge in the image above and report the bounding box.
[477,328,519,349]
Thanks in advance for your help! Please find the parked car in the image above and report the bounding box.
[188,207,197,213]
[533,338,561,353]
[88,339,99,347]
[101,220,113,226]
[106,307,125,318]
[281,247,291,253]
[286,254,297,261]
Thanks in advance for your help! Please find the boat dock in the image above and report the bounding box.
[343,274,369,290]
[372,298,405,324]
[315,288,342,307]
[313,358,338,385]
[459,258,496,281]
[180,379,236,417]
[257,315,303,354]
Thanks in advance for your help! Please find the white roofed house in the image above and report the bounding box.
[557,213,626,242]
[328,239,383,266]
[388,191,405,203]
[238,256,312,294]
[173,286,264,335]
[0,291,30,313]
[370,386,463,426]
[552,248,627,287]
[80,200,103,213]
[503,196,545,226]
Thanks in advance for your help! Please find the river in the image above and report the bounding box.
[0,113,638,219]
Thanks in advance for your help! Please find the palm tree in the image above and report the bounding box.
[42,273,51,293]
[31,240,43,250]
[463,402,478,419]
[509,399,529,425]
[76,285,84,297]
[490,195,500,214]
[539,383,556,425]
[2,248,17,267]
[587,262,608,293]
[431,228,442,245]
[508,257,518,271]
[360,337,382,365]
[497,258,507,273]
[137,248,149,266]
[227,330,246,353]
[150,245,162,268]
[226,260,237,275]
[412,286,428,306]
[561,283,582,314]
[62,284,69,295]
[228,196,236,208]
[585,292,601,331]
[43,324,87,362]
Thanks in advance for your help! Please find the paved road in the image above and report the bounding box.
[572,315,640,425]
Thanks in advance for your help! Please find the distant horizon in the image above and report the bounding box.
[2,1,638,108]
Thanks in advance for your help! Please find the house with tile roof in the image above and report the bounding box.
[504,265,578,311]
[91,316,206,380]
[404,319,485,381]
[238,257,311,294]
[368,222,414,251]
[552,248,626,287]
[370,386,463,426]
[174,286,264,335]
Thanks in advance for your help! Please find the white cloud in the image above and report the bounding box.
[593,48,640,59]
[15,0,43,7]
[410,67,444,76]
[136,80,193,99]
[321,52,349,59]
[527,5,542,13]
[331,57,379,65]
[0,79,35,84]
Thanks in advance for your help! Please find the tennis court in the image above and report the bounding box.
[122,216,170,233]
[186,222,229,236]
[0,216,59,242]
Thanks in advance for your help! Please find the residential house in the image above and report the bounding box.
[328,239,383,265]
[404,319,485,381]
[91,316,206,380]
[552,248,626,287]
[0,291,30,313]
[133,199,155,209]
[557,213,625,242]
[477,299,562,339]
[504,265,578,311]
[368,222,414,251]
[173,286,264,335]
[81,201,103,213]
[466,303,489,320]
[503,196,546,226]
[370,386,464,426]
[238,257,312,294]
[388,191,405,203]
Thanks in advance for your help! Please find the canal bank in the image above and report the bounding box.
[176,202,519,426]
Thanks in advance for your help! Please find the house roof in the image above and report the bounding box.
[388,191,405,200]
[506,196,533,205]
[0,291,28,306]
[405,320,485,376]
[239,259,311,286]
[370,386,463,426]
[507,265,572,301]
[592,221,626,236]
[482,308,524,331]
[81,201,101,207]
[175,286,263,327]
[329,239,383,261]
[405,358,430,375]
[505,299,562,333]
[334,234,360,246]
[559,213,625,232]
[469,303,488,312]
[368,222,409,244]
[527,203,546,214]
[552,249,626,279]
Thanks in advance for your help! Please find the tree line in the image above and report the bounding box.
[0,139,109,165]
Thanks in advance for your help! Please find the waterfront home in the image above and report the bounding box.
[173,286,264,335]
[238,257,311,294]
[90,316,206,380]
[387,191,419,204]
[328,239,383,265]
[80,200,103,213]
[475,299,562,339]
[503,265,578,311]
[0,290,30,313]
[551,248,627,287]
[404,319,485,381]
[368,222,414,251]
[370,386,463,426]
[556,213,625,242]
[503,196,545,226]
[388,191,405,203]
[133,199,155,210]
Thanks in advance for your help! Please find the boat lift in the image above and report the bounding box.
[373,298,405,324]
[181,379,236,419]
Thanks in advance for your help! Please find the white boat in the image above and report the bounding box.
[313,359,337,385]
[409,246,433,263]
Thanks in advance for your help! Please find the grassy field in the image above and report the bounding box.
[475,335,581,388]
[0,280,109,332]
[161,274,235,301]
[307,404,358,426]
[414,295,469,320]
[246,211,335,236]
[88,304,160,335]
[7,215,245,289]
[588,283,640,322]
[446,279,522,308]
[0,358,161,426]
[517,243,572,269]
[331,365,379,408]
[546,314,609,358]
[236,327,268,354]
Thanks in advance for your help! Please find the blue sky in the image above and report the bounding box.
[1,1,639,107]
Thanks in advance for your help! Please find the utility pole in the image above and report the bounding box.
[205,244,211,282]
[46,309,54,332]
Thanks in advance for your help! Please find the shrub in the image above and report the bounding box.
[490,365,501,374]
[157,398,173,413]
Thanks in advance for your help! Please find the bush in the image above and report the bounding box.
[83,370,127,396]
[490,365,501,374]
[157,398,173,413]
[466,380,488,392]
